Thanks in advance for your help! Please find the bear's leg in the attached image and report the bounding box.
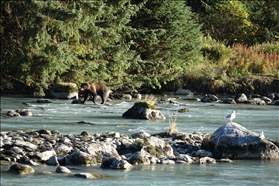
[82,92,89,104]
[100,96,105,104]
[92,93,98,104]
[101,91,109,104]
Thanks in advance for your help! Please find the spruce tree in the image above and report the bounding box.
[129,0,203,89]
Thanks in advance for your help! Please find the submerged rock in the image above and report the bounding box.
[8,164,35,175]
[5,109,33,117]
[55,166,72,174]
[36,99,52,103]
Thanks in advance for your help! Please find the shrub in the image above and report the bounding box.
[168,112,178,135]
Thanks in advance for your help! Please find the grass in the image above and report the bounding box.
[168,111,178,135]
[143,94,157,106]
[134,94,158,110]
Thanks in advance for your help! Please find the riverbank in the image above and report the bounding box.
[1,76,279,97]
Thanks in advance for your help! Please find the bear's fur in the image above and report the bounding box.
[80,82,110,104]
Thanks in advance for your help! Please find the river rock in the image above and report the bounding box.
[46,156,59,166]
[207,122,279,160]
[6,110,20,117]
[161,159,175,164]
[65,150,98,166]
[201,94,219,102]
[8,164,35,174]
[175,88,193,95]
[48,82,79,99]
[14,140,38,151]
[199,157,216,164]
[85,141,120,162]
[176,154,193,163]
[143,136,174,158]
[216,158,233,163]
[36,98,52,103]
[71,99,82,104]
[54,144,73,155]
[74,172,96,179]
[222,98,236,104]
[101,157,133,169]
[270,100,279,105]
[15,109,33,116]
[34,150,56,161]
[128,149,151,165]
[132,131,151,139]
[122,102,165,120]
[55,166,72,174]
[122,94,132,100]
[261,96,272,104]
[195,149,213,158]
[235,93,248,103]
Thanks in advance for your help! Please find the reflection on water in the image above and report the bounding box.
[0,95,279,186]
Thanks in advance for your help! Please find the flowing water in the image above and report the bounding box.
[0,94,278,186]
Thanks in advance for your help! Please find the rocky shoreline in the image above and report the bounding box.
[1,90,279,179]
[1,122,279,178]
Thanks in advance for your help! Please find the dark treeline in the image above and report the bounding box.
[1,0,278,96]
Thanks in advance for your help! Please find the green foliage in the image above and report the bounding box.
[243,0,279,44]
[1,0,203,92]
[1,0,278,94]
[187,0,279,46]
[129,0,204,89]
[201,35,233,65]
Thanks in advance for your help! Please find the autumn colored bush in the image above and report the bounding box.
[229,42,279,77]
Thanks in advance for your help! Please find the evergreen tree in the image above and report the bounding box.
[1,0,204,93]
[1,0,140,93]
[129,0,203,89]
[244,0,279,43]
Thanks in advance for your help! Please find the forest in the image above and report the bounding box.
[1,0,278,96]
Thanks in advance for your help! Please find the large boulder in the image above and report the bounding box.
[207,122,279,160]
[122,102,165,120]
[48,82,79,99]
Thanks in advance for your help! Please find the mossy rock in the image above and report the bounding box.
[134,101,157,110]
[51,82,78,93]
[177,108,190,112]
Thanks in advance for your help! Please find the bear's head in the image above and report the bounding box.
[80,83,89,91]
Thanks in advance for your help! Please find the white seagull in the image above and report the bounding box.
[226,110,236,124]
[259,131,265,139]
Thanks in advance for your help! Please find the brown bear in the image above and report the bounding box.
[80,82,110,104]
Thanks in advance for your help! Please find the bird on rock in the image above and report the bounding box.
[259,131,265,139]
[226,111,236,124]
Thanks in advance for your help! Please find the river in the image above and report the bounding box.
[0,94,278,185]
